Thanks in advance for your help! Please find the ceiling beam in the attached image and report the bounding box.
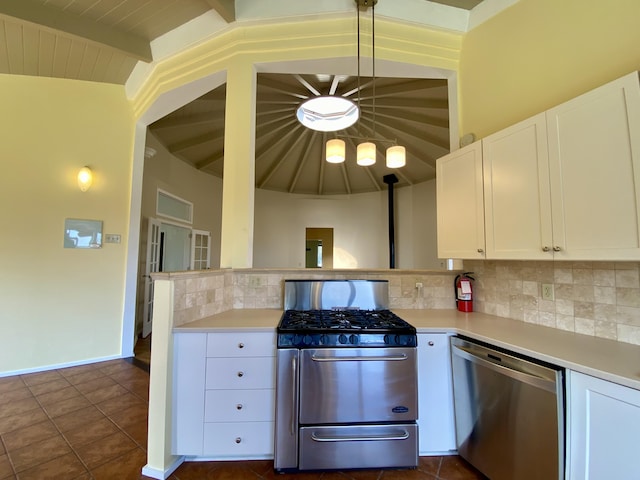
[204,0,236,23]
[0,0,152,62]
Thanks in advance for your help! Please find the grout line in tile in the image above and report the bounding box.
[8,359,150,479]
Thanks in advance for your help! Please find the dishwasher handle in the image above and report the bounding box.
[452,344,558,393]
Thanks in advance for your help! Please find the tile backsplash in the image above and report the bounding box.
[464,260,640,346]
[167,269,457,327]
[164,261,640,347]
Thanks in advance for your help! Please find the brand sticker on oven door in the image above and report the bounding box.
[392,406,410,414]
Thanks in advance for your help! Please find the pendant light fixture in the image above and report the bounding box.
[326,138,346,163]
[386,145,406,168]
[294,0,406,168]
[323,0,406,169]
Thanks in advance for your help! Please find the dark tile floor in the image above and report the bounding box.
[0,337,486,480]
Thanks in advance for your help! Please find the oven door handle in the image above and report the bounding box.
[291,354,297,435]
[310,430,410,442]
[310,353,408,362]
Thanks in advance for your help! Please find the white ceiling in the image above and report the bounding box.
[0,0,514,194]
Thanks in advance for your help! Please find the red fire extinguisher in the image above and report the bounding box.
[454,272,475,312]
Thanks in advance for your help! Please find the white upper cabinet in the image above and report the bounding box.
[436,141,486,259]
[439,71,640,261]
[546,71,640,260]
[482,113,553,259]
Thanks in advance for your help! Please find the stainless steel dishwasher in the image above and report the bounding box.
[450,336,564,480]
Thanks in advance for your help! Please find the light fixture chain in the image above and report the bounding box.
[357,5,362,138]
[372,1,376,139]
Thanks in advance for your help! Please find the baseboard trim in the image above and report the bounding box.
[0,354,125,377]
[142,456,185,479]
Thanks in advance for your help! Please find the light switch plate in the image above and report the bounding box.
[104,234,121,244]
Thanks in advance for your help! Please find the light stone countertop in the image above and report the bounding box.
[174,308,640,391]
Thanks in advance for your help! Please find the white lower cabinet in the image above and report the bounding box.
[173,330,276,459]
[417,333,456,454]
[203,421,274,457]
[567,370,640,480]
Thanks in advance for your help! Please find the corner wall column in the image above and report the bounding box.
[220,58,256,268]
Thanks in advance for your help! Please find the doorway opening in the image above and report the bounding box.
[305,228,334,269]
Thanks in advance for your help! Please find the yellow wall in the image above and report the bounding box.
[460,0,640,138]
[132,16,462,119]
[0,75,134,373]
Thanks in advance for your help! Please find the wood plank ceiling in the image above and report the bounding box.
[0,0,482,195]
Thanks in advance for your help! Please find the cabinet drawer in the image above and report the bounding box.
[207,332,276,358]
[205,389,275,423]
[203,422,274,457]
[206,357,275,390]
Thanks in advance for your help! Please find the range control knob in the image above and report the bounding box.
[304,334,312,346]
[349,334,357,345]
[338,334,348,344]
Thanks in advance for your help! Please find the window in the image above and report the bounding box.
[156,189,193,224]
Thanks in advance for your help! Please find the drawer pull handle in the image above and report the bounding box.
[553,246,562,252]
[477,248,484,253]
[237,371,244,377]
[428,341,435,346]
[542,246,550,252]
[238,343,245,349]
[236,404,243,410]
[235,437,242,444]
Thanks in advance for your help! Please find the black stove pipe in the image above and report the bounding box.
[383,174,399,269]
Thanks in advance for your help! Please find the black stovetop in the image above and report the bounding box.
[277,309,417,348]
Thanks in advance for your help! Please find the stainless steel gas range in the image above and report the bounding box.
[274,279,419,473]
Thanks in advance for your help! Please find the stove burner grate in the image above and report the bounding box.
[279,309,414,332]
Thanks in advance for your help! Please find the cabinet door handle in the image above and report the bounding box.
[542,246,550,252]
[236,404,243,410]
[553,246,561,252]
[477,248,484,253]
[428,341,435,347]
[238,343,245,349]
[237,371,244,377]
[235,437,242,444]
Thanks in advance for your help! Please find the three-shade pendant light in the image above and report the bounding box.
[297,0,406,169]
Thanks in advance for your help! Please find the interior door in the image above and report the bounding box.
[160,223,192,271]
[142,218,161,338]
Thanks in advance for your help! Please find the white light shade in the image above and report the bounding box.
[296,96,359,132]
[326,139,346,163]
[77,166,93,192]
[386,145,406,168]
[357,142,376,166]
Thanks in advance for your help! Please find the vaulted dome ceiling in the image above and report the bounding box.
[148,73,450,195]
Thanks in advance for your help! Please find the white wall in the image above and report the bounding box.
[253,180,440,269]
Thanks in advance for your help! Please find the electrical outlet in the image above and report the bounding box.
[542,283,554,301]
[415,282,423,289]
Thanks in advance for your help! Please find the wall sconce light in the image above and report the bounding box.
[77,166,93,192]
